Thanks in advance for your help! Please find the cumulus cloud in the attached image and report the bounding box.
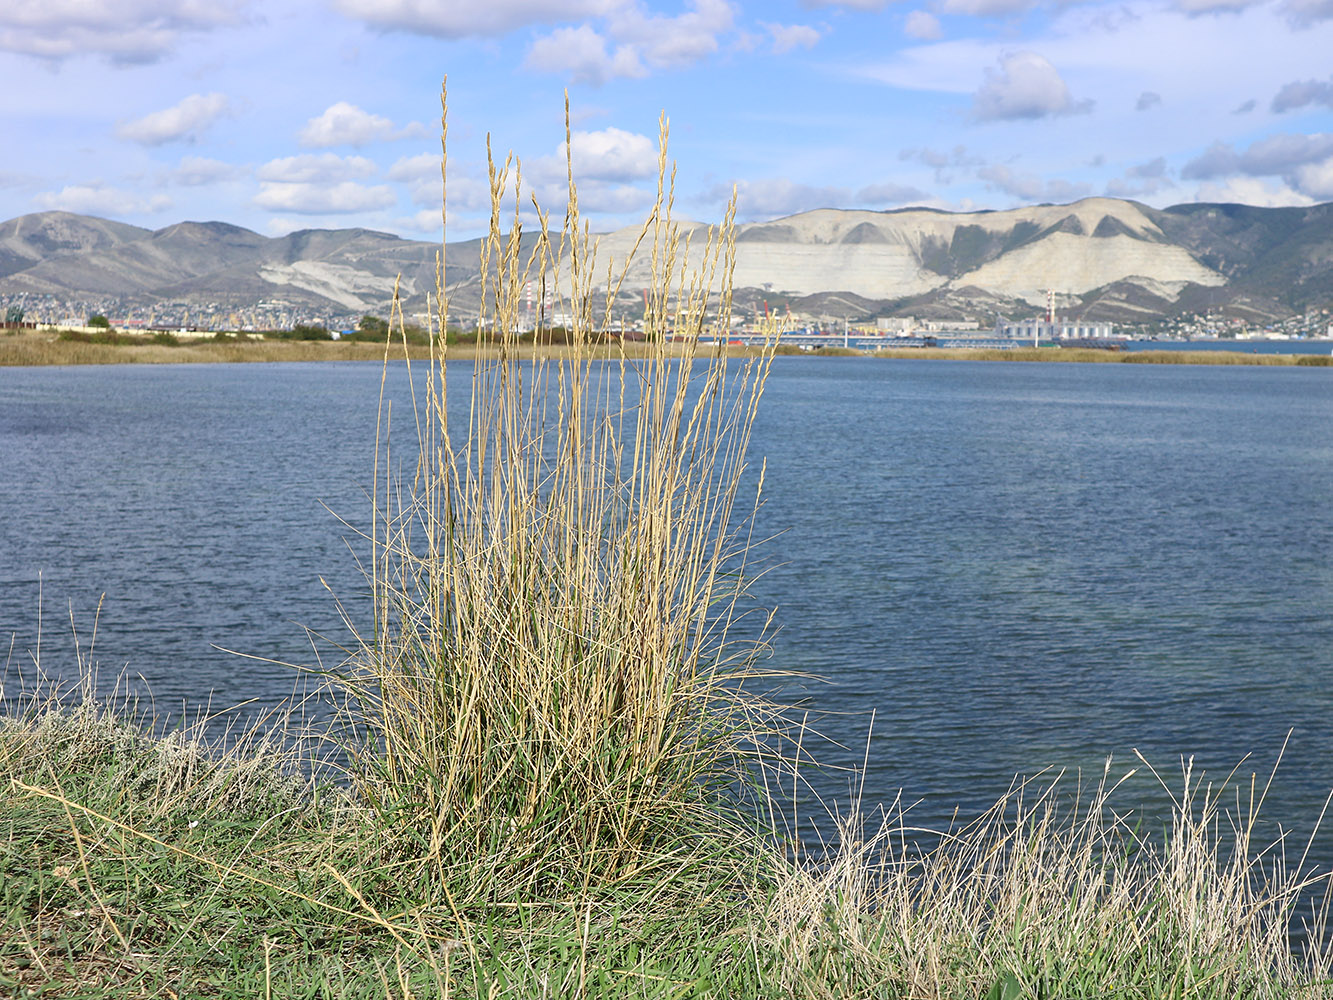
[34,183,171,216]
[526,24,645,84]
[1174,0,1259,14]
[1232,99,1257,115]
[763,21,821,53]
[523,0,736,83]
[903,10,943,39]
[1182,132,1333,200]
[1291,158,1333,197]
[571,180,655,213]
[978,165,1091,202]
[388,158,489,210]
[299,102,425,147]
[563,127,658,181]
[940,0,1036,16]
[1183,133,1333,179]
[606,0,736,68]
[0,0,246,63]
[166,155,241,186]
[254,181,396,214]
[1135,90,1161,111]
[1280,0,1333,27]
[1271,77,1333,113]
[257,153,377,184]
[386,152,441,182]
[1193,177,1315,206]
[116,93,231,145]
[971,52,1093,122]
[333,0,623,38]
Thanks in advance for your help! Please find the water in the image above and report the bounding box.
[2,357,1331,858]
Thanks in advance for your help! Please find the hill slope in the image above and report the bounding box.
[3,198,1332,323]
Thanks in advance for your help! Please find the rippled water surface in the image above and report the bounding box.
[2,358,1331,850]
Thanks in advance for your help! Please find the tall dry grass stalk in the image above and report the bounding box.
[339,88,782,904]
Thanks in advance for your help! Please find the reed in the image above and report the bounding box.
[333,90,783,909]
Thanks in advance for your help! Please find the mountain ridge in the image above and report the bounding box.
[3,198,1332,325]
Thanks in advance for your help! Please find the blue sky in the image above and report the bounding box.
[4,0,1333,240]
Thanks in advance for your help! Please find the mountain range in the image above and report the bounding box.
[4,198,1333,325]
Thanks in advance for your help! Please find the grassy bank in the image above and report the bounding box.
[5,695,1330,998]
[6,330,1330,368]
[0,331,676,367]
[5,90,1332,999]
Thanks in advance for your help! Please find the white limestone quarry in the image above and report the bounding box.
[562,197,1225,304]
[956,233,1224,305]
[258,261,415,311]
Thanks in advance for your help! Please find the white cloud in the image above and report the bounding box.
[334,0,625,37]
[1135,90,1162,111]
[606,0,736,69]
[299,102,425,147]
[1192,177,1315,206]
[1291,157,1333,197]
[1180,132,1333,200]
[34,183,171,216]
[167,155,241,186]
[978,165,1091,202]
[1279,0,1333,25]
[763,22,821,53]
[0,0,246,63]
[116,93,231,145]
[523,0,736,83]
[941,0,1037,16]
[572,180,655,213]
[253,181,396,214]
[903,10,943,39]
[1174,0,1258,13]
[526,24,645,84]
[971,51,1093,121]
[563,127,658,182]
[1271,77,1333,112]
[386,152,441,182]
[257,153,377,183]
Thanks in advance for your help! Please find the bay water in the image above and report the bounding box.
[2,357,1330,861]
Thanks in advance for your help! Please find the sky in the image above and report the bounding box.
[4,0,1333,242]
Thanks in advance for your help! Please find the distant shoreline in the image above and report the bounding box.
[2,331,1330,367]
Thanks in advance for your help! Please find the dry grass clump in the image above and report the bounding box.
[1,674,310,824]
[764,757,1333,999]
[334,92,783,908]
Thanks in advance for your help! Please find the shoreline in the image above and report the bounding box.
[3,331,1331,367]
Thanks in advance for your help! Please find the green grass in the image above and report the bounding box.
[5,703,1332,998]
